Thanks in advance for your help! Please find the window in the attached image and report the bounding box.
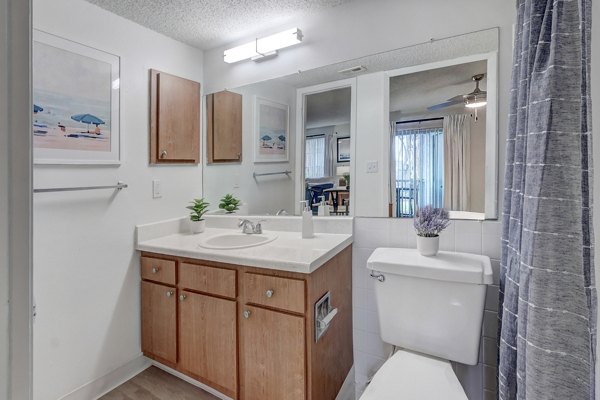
[394,126,444,217]
[305,135,326,178]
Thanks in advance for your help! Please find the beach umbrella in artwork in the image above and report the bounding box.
[33,104,43,113]
[71,113,105,133]
[261,135,272,146]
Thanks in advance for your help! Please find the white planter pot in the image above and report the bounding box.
[190,219,206,234]
[417,235,439,256]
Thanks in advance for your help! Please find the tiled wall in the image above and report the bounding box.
[352,217,501,400]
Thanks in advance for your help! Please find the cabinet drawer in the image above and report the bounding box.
[243,273,305,314]
[180,263,236,299]
[141,257,176,285]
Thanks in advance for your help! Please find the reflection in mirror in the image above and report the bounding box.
[202,28,498,219]
[389,59,493,219]
[304,87,352,216]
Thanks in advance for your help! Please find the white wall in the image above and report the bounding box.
[32,1,204,399]
[202,80,296,215]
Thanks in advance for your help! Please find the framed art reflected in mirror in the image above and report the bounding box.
[337,137,350,163]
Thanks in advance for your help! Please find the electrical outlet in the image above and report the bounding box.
[366,161,378,173]
[152,179,162,198]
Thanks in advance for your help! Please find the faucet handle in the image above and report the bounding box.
[254,219,266,234]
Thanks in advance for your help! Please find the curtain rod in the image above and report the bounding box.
[395,117,443,125]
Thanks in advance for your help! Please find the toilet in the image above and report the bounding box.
[361,248,493,400]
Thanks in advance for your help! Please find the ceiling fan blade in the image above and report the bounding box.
[445,94,465,102]
[427,98,464,111]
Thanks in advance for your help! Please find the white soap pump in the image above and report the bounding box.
[300,200,314,239]
[318,196,330,216]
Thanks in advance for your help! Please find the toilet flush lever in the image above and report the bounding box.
[370,271,385,282]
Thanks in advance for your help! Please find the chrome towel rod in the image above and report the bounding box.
[253,170,291,178]
[34,181,128,193]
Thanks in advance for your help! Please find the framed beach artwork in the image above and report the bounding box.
[254,97,289,163]
[33,30,120,164]
[337,137,351,162]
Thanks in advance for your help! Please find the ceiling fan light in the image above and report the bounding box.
[465,100,487,108]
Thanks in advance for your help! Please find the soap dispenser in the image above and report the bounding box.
[300,200,314,239]
[318,196,330,216]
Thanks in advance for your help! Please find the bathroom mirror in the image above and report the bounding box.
[202,28,498,219]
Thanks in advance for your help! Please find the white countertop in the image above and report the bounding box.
[136,227,353,274]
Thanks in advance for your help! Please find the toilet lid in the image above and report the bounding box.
[359,350,468,400]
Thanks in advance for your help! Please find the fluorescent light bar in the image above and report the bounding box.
[224,28,303,64]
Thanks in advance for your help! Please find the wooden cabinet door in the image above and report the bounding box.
[241,305,305,400]
[150,70,200,163]
[207,91,242,163]
[141,281,177,364]
[179,290,237,398]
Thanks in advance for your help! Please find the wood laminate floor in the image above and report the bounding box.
[100,366,220,400]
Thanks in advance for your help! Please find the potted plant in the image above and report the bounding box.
[219,194,241,214]
[413,205,450,256]
[343,173,350,189]
[187,198,209,234]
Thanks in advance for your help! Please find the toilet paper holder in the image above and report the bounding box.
[315,291,338,342]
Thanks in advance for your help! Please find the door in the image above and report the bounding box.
[241,305,305,400]
[156,71,200,162]
[141,281,177,364]
[178,290,237,397]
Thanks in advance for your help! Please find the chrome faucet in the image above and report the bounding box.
[238,219,265,234]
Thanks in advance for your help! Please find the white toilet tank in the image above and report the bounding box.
[367,248,493,365]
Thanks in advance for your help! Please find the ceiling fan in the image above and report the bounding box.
[427,73,487,111]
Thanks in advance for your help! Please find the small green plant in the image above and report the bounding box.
[343,173,350,187]
[186,198,210,221]
[219,194,241,213]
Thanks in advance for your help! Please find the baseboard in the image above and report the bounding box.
[150,360,233,400]
[58,354,150,400]
[336,365,356,400]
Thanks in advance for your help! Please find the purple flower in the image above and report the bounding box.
[413,205,450,237]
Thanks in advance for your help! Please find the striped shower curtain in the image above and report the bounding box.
[498,0,595,399]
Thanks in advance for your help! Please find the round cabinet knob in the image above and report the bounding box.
[166,290,174,297]
[265,289,274,298]
[152,266,159,274]
[160,150,168,159]
[243,310,251,319]
[179,294,187,302]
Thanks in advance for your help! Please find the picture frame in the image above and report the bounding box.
[337,137,351,163]
[254,96,289,163]
[33,30,120,164]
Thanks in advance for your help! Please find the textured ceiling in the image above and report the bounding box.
[84,0,354,49]
[389,60,487,115]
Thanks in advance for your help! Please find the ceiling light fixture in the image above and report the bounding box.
[224,28,303,64]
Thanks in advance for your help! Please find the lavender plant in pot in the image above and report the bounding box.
[187,198,209,234]
[413,205,450,256]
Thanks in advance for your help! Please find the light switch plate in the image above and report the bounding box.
[152,179,162,198]
[367,161,378,173]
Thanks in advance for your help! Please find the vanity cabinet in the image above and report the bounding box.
[141,281,177,364]
[206,90,242,163]
[140,246,353,400]
[240,305,306,400]
[149,69,200,164]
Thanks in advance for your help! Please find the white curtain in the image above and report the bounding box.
[305,135,326,178]
[443,114,470,211]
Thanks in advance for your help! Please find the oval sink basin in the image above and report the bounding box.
[199,233,277,250]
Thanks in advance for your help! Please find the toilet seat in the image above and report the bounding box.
[359,350,467,400]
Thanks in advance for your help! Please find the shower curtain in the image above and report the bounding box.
[499,0,595,399]
[443,114,471,211]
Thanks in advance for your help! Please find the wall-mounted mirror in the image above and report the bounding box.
[202,27,498,219]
